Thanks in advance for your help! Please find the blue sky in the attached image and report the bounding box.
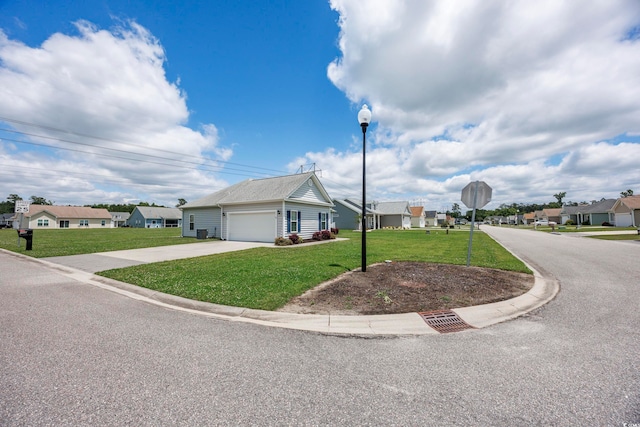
[1,1,640,210]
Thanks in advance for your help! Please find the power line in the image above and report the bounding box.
[0,115,287,174]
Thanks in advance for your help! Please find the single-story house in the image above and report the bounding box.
[424,210,438,226]
[128,206,182,228]
[0,213,15,228]
[560,205,586,225]
[375,201,412,229]
[15,205,111,229]
[534,208,562,224]
[110,211,130,228]
[180,172,334,242]
[333,198,371,231]
[523,212,535,225]
[611,195,640,227]
[572,199,616,225]
[410,206,426,228]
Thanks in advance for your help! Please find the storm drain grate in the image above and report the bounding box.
[418,309,475,333]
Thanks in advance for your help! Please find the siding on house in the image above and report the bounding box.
[284,201,332,239]
[181,207,221,238]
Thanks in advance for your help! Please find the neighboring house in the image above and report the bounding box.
[0,213,14,228]
[110,212,131,228]
[436,213,447,226]
[128,206,182,228]
[424,210,438,227]
[333,199,369,231]
[410,206,426,228]
[610,195,640,227]
[375,201,412,229]
[523,212,535,225]
[560,205,586,224]
[17,205,111,229]
[180,172,334,242]
[534,208,562,224]
[573,199,616,225]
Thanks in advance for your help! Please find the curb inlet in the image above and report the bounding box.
[418,309,475,333]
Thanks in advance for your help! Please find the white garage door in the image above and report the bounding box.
[227,212,276,242]
[614,213,633,227]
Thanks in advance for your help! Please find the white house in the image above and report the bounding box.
[180,172,334,242]
[410,206,426,228]
[611,195,640,227]
[16,205,112,229]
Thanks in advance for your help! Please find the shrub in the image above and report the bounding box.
[565,220,575,226]
[274,237,292,246]
[288,233,303,244]
[601,221,613,227]
[312,231,322,241]
[321,230,331,240]
[331,227,339,235]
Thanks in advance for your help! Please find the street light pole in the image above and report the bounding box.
[358,105,371,272]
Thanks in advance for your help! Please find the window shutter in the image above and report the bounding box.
[318,212,321,230]
[287,210,291,233]
[298,211,301,233]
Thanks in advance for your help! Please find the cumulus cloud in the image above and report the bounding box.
[308,0,640,208]
[0,20,231,206]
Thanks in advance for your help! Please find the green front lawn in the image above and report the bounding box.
[0,227,204,258]
[98,229,531,311]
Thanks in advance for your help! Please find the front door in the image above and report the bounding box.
[59,220,69,228]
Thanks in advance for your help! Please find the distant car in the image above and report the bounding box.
[534,220,549,226]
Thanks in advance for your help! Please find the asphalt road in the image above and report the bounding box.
[1,228,639,426]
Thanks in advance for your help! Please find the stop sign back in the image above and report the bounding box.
[461,181,492,209]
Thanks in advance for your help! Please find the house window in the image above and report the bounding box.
[79,219,89,227]
[60,220,69,228]
[320,212,328,230]
[101,220,106,227]
[189,214,195,231]
[288,210,300,233]
[37,219,49,227]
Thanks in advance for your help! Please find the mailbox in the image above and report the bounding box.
[17,228,33,250]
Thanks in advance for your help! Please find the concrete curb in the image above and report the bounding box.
[2,248,559,336]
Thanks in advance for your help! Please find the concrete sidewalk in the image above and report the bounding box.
[6,234,559,335]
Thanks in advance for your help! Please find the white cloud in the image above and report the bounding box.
[0,20,231,206]
[315,0,640,209]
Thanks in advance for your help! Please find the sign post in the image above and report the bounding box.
[15,201,30,247]
[461,181,492,267]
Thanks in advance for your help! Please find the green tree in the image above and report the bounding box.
[553,192,566,205]
[620,189,634,197]
[30,196,53,205]
[176,198,187,207]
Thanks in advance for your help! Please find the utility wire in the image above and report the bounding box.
[0,115,287,174]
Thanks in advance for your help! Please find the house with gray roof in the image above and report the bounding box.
[561,199,616,225]
[332,199,412,230]
[128,206,182,228]
[374,201,412,229]
[180,172,334,242]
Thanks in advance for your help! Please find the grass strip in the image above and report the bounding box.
[98,229,531,311]
[0,227,204,258]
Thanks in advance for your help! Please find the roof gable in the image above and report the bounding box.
[410,206,425,217]
[375,201,411,215]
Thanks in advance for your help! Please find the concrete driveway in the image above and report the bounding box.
[42,240,273,273]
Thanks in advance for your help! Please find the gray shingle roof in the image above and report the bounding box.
[374,201,411,215]
[182,172,329,208]
[134,206,182,219]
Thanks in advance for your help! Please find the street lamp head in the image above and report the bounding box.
[358,104,372,127]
